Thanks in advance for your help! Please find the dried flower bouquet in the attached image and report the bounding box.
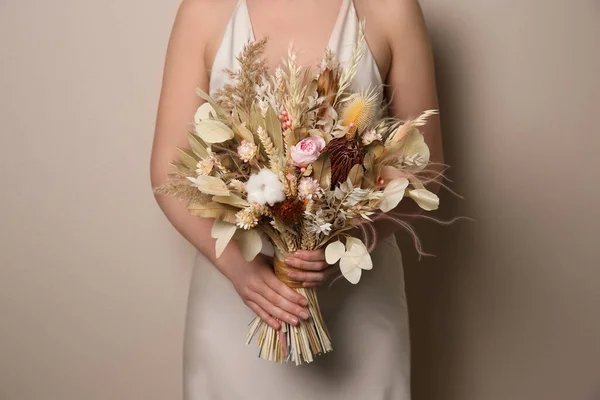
[155,22,443,365]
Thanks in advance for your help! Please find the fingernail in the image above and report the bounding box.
[288,272,295,279]
[300,298,308,306]
[300,310,309,320]
[290,316,299,325]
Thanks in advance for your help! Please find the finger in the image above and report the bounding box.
[291,249,326,262]
[284,256,328,271]
[263,280,310,320]
[266,275,309,307]
[245,300,281,330]
[297,266,339,285]
[302,281,319,288]
[288,270,326,283]
[249,290,302,326]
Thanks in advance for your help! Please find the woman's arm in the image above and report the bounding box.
[150,0,309,329]
[373,0,444,237]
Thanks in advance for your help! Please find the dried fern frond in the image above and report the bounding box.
[214,38,269,114]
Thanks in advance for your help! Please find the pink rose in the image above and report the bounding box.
[290,136,326,167]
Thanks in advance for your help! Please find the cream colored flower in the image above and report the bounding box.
[235,207,259,230]
[361,128,382,146]
[237,140,258,163]
[196,158,214,176]
[297,177,322,200]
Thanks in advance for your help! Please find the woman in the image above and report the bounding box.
[150,0,442,398]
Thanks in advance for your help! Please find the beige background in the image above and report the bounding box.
[1,1,599,399]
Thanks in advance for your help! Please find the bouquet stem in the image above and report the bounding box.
[246,252,333,365]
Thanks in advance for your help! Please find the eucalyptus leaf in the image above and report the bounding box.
[195,120,235,144]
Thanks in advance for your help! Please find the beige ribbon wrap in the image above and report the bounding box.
[273,256,304,289]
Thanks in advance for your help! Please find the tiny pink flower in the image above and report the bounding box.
[290,136,326,167]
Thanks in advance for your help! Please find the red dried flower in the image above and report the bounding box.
[324,137,365,186]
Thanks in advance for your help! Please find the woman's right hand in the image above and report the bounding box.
[228,254,310,331]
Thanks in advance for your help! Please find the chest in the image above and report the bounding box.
[247,0,345,73]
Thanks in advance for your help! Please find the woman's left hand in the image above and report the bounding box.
[284,249,339,288]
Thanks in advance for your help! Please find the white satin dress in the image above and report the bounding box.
[183,1,411,399]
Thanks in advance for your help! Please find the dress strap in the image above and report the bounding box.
[208,0,254,96]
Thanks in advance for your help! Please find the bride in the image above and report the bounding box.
[150,0,442,398]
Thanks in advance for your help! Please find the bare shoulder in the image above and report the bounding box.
[356,0,428,48]
[172,0,237,69]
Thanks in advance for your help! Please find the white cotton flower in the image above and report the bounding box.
[246,169,286,206]
[196,158,214,176]
[361,128,382,146]
[237,140,258,163]
[297,177,322,200]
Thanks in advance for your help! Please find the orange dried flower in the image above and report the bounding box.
[270,199,304,226]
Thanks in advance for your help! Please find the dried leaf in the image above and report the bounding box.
[211,220,237,257]
[362,152,377,188]
[187,132,209,158]
[188,202,237,224]
[347,164,364,187]
[194,102,215,123]
[265,106,283,155]
[366,142,385,159]
[408,189,439,211]
[339,237,372,284]
[235,124,255,143]
[196,88,228,119]
[379,177,409,212]
[187,175,230,196]
[311,152,331,189]
[325,240,345,264]
[212,194,249,208]
[235,229,263,261]
[195,120,235,144]
[177,147,200,170]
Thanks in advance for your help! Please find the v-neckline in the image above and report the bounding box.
[242,0,349,62]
